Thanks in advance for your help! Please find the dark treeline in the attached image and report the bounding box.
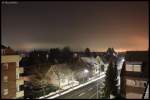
[20,46,76,67]
[19,47,118,67]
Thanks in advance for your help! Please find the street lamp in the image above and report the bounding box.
[83,69,89,83]
[84,69,89,73]
[46,53,49,60]
[121,56,125,62]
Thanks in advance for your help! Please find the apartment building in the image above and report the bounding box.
[120,51,149,99]
[1,45,24,99]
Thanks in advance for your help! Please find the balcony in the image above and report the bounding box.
[1,55,21,63]
[16,67,24,74]
[16,91,24,98]
[16,79,24,86]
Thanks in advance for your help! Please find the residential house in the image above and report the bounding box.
[46,64,79,89]
[120,51,149,99]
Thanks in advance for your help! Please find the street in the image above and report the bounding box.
[54,77,105,99]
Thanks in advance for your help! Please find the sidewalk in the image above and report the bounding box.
[38,72,105,99]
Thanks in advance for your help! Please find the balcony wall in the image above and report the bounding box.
[16,91,24,98]
[16,79,24,86]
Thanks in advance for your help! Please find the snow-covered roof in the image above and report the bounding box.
[81,56,105,66]
[81,57,97,65]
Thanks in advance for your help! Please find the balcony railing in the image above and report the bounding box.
[16,91,24,98]
[16,79,24,86]
[16,67,24,74]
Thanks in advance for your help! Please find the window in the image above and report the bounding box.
[126,64,142,72]
[3,89,8,95]
[4,76,8,82]
[127,79,146,88]
[133,65,141,72]
[126,79,135,86]
[3,63,8,70]
[126,64,133,71]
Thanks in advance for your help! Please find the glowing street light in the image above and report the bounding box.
[82,69,89,83]
[122,58,125,62]
[84,69,89,73]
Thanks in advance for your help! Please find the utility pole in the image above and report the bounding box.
[97,56,101,99]
[97,66,101,99]
[71,72,74,87]
[97,80,99,99]
[58,73,61,96]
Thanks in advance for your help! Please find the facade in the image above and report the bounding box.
[121,51,149,99]
[1,45,24,99]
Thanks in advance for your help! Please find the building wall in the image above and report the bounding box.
[1,62,16,99]
[125,77,147,99]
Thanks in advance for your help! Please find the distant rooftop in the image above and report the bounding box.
[1,45,7,49]
[1,44,17,55]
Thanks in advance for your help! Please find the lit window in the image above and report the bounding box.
[126,79,135,86]
[133,65,141,72]
[3,89,8,95]
[4,76,8,82]
[126,64,133,71]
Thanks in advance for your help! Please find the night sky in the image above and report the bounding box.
[2,1,149,52]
